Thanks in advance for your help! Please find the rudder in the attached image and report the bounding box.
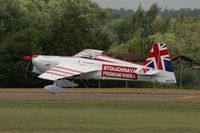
[144,42,173,72]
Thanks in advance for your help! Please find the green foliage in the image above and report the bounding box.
[0,0,114,87]
[110,4,160,55]
[0,1,200,88]
[109,4,200,89]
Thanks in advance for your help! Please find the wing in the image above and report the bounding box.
[38,62,98,81]
[73,49,103,59]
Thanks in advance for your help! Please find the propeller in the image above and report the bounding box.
[22,55,35,79]
[25,62,31,79]
[23,55,32,79]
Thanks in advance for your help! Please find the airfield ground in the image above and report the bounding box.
[0,88,200,133]
[1,88,200,101]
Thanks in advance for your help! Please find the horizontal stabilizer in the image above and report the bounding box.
[135,67,159,75]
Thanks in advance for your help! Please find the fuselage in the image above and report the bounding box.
[23,43,177,87]
[32,55,142,81]
[30,55,176,83]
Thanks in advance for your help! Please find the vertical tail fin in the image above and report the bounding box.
[144,42,173,72]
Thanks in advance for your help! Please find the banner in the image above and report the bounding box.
[102,64,137,80]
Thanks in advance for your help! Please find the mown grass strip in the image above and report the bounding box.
[0,100,200,133]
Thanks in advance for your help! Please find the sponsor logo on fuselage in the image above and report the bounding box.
[102,64,137,80]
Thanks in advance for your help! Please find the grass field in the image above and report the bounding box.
[0,100,200,133]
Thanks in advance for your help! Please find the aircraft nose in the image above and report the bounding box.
[23,56,33,63]
[23,55,38,63]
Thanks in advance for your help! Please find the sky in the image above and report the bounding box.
[91,0,200,10]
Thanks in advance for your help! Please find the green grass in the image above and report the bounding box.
[0,100,200,133]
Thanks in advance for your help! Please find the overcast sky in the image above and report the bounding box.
[91,0,200,10]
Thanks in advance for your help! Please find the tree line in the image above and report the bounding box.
[0,0,200,88]
[113,7,200,19]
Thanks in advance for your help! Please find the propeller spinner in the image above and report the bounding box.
[23,55,38,63]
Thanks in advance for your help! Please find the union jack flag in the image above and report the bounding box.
[144,42,173,72]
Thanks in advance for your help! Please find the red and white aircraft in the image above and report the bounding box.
[23,42,176,93]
